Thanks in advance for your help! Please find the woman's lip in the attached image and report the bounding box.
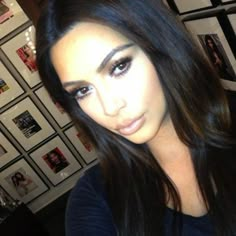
[116,115,145,135]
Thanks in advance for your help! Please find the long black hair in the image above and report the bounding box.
[36,0,236,235]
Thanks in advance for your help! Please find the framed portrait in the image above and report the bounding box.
[0,185,16,207]
[166,0,217,15]
[0,97,55,151]
[1,25,41,88]
[0,131,20,168]
[219,0,236,4]
[65,126,97,164]
[0,0,28,39]
[29,136,82,186]
[227,10,236,34]
[0,159,48,204]
[0,61,24,109]
[183,13,236,89]
[35,86,72,128]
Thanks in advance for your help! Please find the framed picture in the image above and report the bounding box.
[0,97,55,151]
[35,86,72,128]
[0,61,24,109]
[65,126,97,164]
[183,13,236,89]
[0,185,16,207]
[227,9,236,34]
[0,132,20,168]
[166,0,217,15]
[29,136,82,186]
[1,25,41,88]
[0,158,48,204]
[0,0,28,39]
[220,0,236,4]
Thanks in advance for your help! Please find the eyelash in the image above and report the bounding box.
[109,56,132,77]
[70,56,132,101]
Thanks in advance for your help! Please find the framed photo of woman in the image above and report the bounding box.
[64,126,97,164]
[0,61,24,109]
[0,97,55,151]
[0,0,29,39]
[29,136,82,186]
[166,0,217,15]
[1,25,41,88]
[35,86,72,128]
[183,12,236,90]
[0,131,20,168]
[0,158,48,204]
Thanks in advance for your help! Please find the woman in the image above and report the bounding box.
[36,0,236,235]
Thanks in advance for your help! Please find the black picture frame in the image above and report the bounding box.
[182,11,236,86]
[166,0,218,15]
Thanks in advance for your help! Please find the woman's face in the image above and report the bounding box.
[51,22,170,144]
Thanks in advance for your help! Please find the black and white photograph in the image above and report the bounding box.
[183,14,236,90]
[1,26,41,88]
[0,132,20,167]
[65,126,97,164]
[166,0,215,14]
[30,136,82,186]
[35,86,72,127]
[0,0,28,39]
[198,33,236,81]
[0,62,24,108]
[0,97,55,151]
[12,110,42,139]
[0,159,48,204]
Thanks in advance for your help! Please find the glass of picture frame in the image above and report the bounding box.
[0,97,55,151]
[29,136,82,186]
[1,25,41,88]
[64,125,97,164]
[0,158,49,204]
[35,86,72,128]
[166,0,217,15]
[0,0,29,39]
[183,11,236,90]
[0,61,24,109]
[0,132,20,168]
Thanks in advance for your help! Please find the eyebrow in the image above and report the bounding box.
[62,43,134,89]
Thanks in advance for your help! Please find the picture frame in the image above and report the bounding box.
[219,0,236,4]
[0,131,20,168]
[64,126,97,164]
[0,158,49,204]
[29,136,82,186]
[166,0,217,15]
[0,97,55,151]
[35,86,72,128]
[0,61,24,109]
[1,25,41,88]
[0,185,16,207]
[0,0,29,39]
[183,12,236,90]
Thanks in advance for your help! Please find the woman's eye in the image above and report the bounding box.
[110,57,132,77]
[72,85,93,100]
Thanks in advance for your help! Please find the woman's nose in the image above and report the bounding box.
[97,88,126,116]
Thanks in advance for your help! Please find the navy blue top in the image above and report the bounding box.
[65,164,214,236]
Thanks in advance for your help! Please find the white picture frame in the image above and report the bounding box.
[0,0,28,39]
[1,25,41,88]
[35,86,72,128]
[29,136,82,186]
[167,0,214,14]
[183,14,236,90]
[0,132,20,167]
[0,61,24,108]
[0,159,48,204]
[65,126,97,164]
[0,97,55,151]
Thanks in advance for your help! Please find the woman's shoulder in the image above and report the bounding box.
[65,164,116,236]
